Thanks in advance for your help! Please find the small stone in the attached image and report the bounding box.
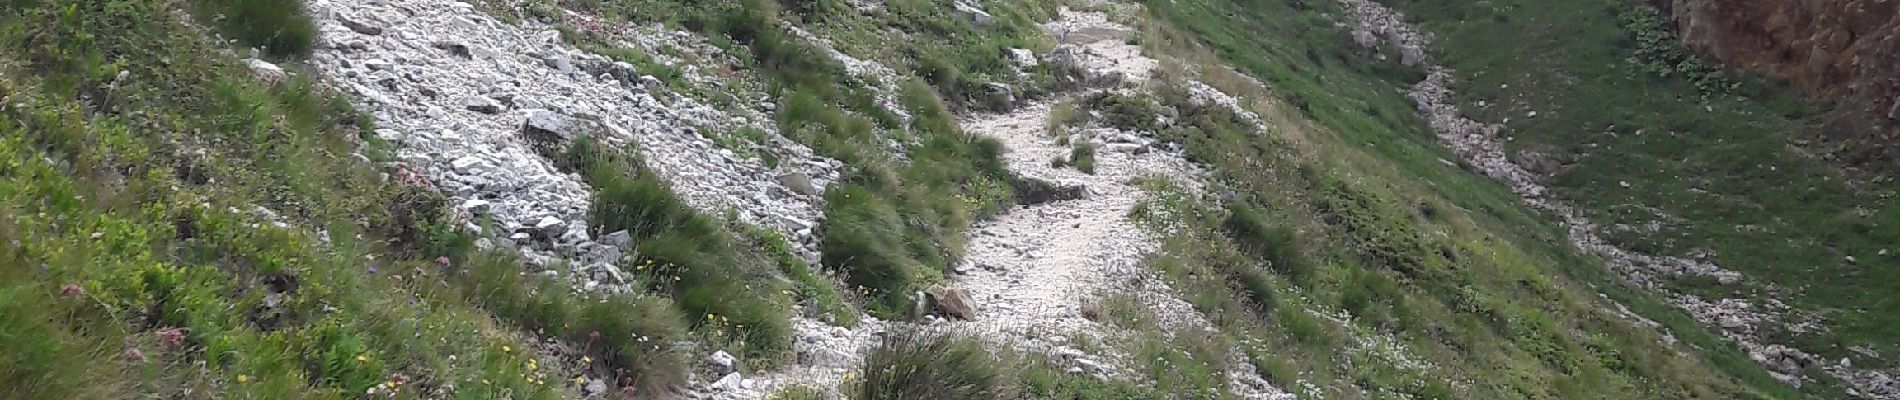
[532,216,566,237]
[462,199,493,215]
[711,372,743,391]
[434,41,473,58]
[364,59,393,71]
[450,156,483,174]
[463,96,503,114]
[601,230,633,249]
[339,15,383,35]
[778,173,819,196]
[1008,48,1039,68]
[245,59,287,83]
[707,351,738,376]
[583,377,607,396]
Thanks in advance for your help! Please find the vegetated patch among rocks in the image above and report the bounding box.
[1332,0,1899,396]
[304,0,843,268]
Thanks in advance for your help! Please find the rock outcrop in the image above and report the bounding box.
[1661,0,1900,165]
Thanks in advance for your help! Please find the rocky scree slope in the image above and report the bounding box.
[305,0,840,282]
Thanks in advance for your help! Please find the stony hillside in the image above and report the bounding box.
[1,0,1892,399]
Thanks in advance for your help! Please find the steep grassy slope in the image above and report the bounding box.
[1380,0,1898,382]
[0,0,816,397]
[1126,0,1840,397]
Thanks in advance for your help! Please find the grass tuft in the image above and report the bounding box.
[853,329,1005,400]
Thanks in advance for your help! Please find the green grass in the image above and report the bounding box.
[852,329,1007,400]
[1080,1,1814,393]
[192,0,318,58]
[1070,141,1096,174]
[0,0,583,397]
[0,0,816,397]
[560,137,795,363]
[1379,0,1899,375]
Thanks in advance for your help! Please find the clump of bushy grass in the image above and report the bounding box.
[563,138,794,362]
[192,0,317,58]
[852,329,1006,400]
[1071,141,1097,174]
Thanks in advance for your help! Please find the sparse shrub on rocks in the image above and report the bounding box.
[565,140,795,362]
[1071,141,1097,174]
[455,251,693,393]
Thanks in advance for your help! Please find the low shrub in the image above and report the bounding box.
[567,140,794,361]
[454,251,693,393]
[1071,141,1097,174]
[853,329,1005,400]
[192,0,317,58]
[1222,204,1310,283]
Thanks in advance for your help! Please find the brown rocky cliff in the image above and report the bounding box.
[1663,0,1900,165]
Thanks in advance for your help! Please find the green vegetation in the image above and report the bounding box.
[192,0,318,58]
[1076,0,1824,395]
[781,0,1068,111]
[1380,0,1899,376]
[1070,141,1097,174]
[559,137,796,363]
[636,1,1021,317]
[0,0,576,397]
[852,330,1006,400]
[0,0,815,397]
[850,328,1170,400]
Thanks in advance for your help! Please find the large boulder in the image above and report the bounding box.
[927,286,977,320]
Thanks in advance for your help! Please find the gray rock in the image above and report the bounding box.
[1048,45,1084,73]
[462,199,493,215]
[245,59,287,83]
[707,350,738,376]
[638,75,665,92]
[522,110,578,141]
[583,377,607,396]
[777,172,819,196]
[339,14,383,35]
[1008,48,1039,69]
[434,40,473,58]
[1104,143,1146,154]
[463,96,503,114]
[543,54,574,74]
[711,372,743,391]
[531,216,566,237]
[364,59,393,71]
[954,0,994,26]
[450,156,483,174]
[981,82,1016,110]
[601,230,633,249]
